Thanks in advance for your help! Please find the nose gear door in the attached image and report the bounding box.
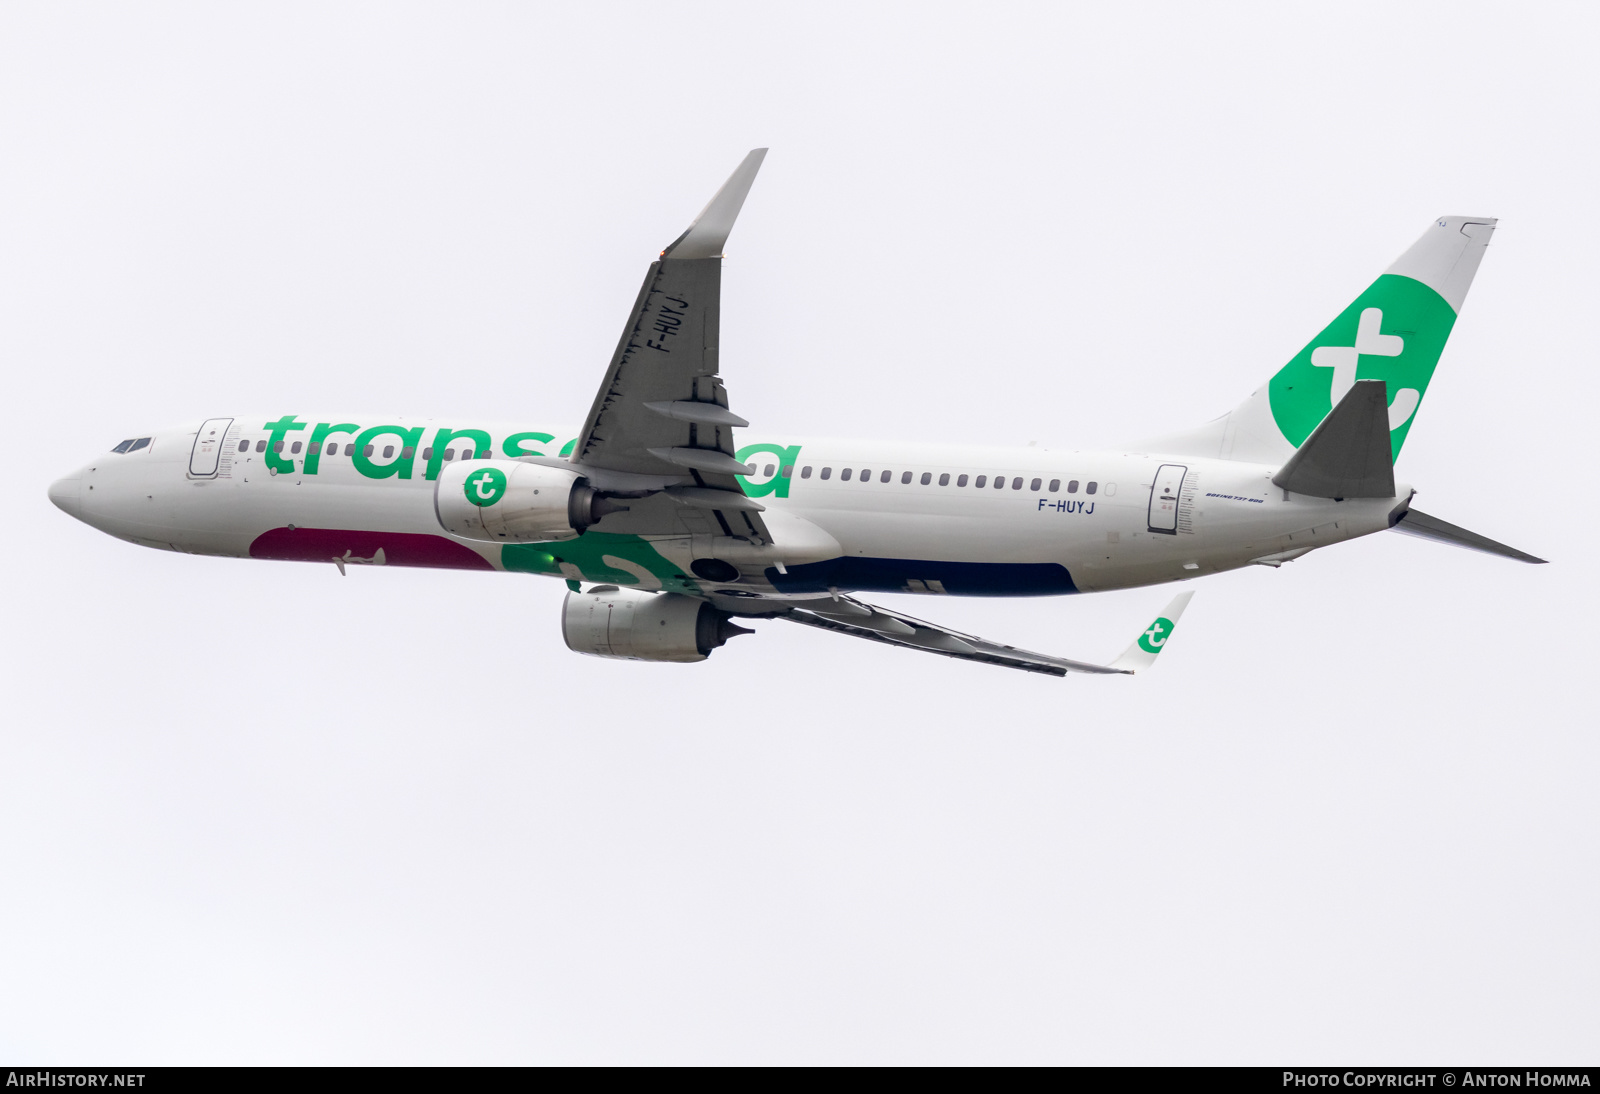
[1147,463,1186,535]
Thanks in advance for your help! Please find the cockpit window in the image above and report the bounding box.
[111,439,134,453]
[111,437,151,454]
[129,437,150,452]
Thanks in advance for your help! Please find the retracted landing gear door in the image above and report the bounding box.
[1147,463,1186,535]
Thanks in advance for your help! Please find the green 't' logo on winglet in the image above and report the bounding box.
[466,467,508,507]
[1138,617,1176,655]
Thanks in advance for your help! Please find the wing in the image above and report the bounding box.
[769,591,1196,677]
[570,149,770,544]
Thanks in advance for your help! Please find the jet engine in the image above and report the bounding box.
[434,459,626,543]
[562,586,753,663]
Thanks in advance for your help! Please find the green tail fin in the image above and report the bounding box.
[1136,216,1496,464]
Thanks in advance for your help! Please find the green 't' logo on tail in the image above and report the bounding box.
[466,467,508,507]
[1268,274,1457,460]
[1138,616,1176,655]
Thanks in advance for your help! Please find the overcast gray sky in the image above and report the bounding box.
[2,0,1595,1065]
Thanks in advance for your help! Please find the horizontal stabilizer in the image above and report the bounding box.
[1390,507,1546,564]
[1272,379,1396,499]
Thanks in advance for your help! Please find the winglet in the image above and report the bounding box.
[1108,590,1194,674]
[661,148,768,260]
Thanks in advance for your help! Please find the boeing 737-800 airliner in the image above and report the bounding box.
[46,150,1544,675]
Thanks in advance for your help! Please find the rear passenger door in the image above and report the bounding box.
[1147,463,1186,535]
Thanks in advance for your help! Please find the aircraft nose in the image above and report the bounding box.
[48,473,81,518]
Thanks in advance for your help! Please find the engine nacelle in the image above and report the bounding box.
[434,459,623,543]
[562,586,753,663]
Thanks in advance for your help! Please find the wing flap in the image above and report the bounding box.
[782,607,1112,677]
[776,592,1193,677]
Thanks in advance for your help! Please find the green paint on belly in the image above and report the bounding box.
[501,533,697,592]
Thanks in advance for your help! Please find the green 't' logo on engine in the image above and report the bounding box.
[1138,617,1176,655]
[466,467,508,507]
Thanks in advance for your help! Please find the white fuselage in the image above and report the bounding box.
[48,415,1405,598]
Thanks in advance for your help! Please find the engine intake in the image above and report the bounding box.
[562,586,753,663]
[434,459,627,543]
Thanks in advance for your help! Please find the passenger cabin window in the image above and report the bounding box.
[309,442,321,455]
[422,447,432,460]
[326,443,339,456]
[382,445,394,458]
[237,440,249,452]
[1030,477,1041,491]
[939,473,950,486]
[781,464,793,478]
[879,470,890,483]
[1067,479,1079,493]
[763,464,775,476]
[273,441,284,452]
[975,475,987,488]
[820,467,832,479]
[1049,479,1060,492]
[363,444,374,456]
[401,446,415,459]
[920,472,932,485]
[291,441,303,454]
[995,476,1006,490]
[957,474,968,486]
[840,468,853,481]
[445,449,455,460]
[256,440,266,452]
[1086,481,1097,495]
[860,469,871,481]
[901,471,912,484]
